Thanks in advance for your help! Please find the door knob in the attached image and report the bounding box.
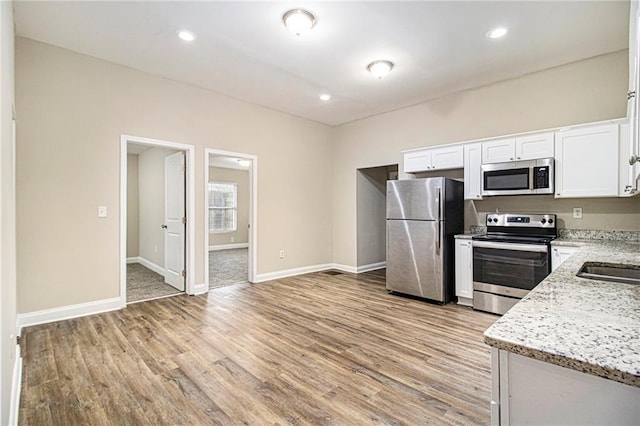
[161,224,168,229]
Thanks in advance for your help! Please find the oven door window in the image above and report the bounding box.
[473,247,549,290]
[484,168,529,191]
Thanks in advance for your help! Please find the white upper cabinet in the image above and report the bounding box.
[554,124,619,198]
[482,132,554,164]
[463,143,482,200]
[482,137,516,163]
[404,145,463,173]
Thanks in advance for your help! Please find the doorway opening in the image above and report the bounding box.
[356,164,398,273]
[120,135,196,306]
[205,149,257,288]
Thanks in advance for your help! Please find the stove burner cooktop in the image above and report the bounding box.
[475,213,558,243]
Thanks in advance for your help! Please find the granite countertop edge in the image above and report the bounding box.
[483,237,640,388]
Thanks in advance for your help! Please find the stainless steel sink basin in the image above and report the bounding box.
[576,262,640,285]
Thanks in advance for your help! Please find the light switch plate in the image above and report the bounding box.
[98,205,108,218]
[573,207,583,219]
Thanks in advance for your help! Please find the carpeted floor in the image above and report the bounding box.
[127,263,182,303]
[209,248,248,288]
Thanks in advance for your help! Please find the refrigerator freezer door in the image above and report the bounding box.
[387,178,443,221]
[386,219,444,301]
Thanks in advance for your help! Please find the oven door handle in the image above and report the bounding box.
[472,241,548,253]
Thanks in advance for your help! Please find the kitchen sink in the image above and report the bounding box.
[576,262,640,285]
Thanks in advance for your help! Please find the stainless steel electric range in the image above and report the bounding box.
[472,213,557,315]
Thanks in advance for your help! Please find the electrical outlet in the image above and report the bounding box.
[97,205,107,218]
[279,250,285,259]
[573,207,583,219]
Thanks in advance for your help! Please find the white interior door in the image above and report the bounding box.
[164,151,185,291]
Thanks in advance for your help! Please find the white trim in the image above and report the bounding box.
[126,256,139,264]
[204,149,258,287]
[208,243,249,251]
[331,263,358,274]
[120,135,196,307]
[255,264,335,283]
[9,345,22,426]
[17,297,121,334]
[457,297,473,307]
[191,282,209,295]
[254,262,385,282]
[134,257,165,276]
[356,261,386,273]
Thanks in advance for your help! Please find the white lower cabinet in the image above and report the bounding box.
[551,246,578,271]
[455,239,473,306]
[491,348,640,425]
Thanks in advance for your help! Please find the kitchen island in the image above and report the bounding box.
[484,236,640,425]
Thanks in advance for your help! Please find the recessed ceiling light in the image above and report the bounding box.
[177,30,196,42]
[486,27,508,39]
[319,93,332,101]
[282,9,316,36]
[367,60,394,79]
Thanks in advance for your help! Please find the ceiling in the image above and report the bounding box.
[14,1,630,126]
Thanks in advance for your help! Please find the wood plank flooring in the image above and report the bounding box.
[19,270,498,425]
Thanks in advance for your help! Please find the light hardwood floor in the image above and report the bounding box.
[19,270,497,425]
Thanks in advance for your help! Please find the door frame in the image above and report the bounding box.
[204,148,258,286]
[119,134,196,307]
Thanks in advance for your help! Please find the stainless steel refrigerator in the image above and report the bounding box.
[386,177,463,303]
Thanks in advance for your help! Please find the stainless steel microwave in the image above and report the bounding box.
[481,158,554,196]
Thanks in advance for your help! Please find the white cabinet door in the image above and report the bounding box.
[404,145,464,173]
[431,145,464,169]
[404,150,431,173]
[515,132,554,160]
[551,246,578,271]
[482,138,516,164]
[464,143,483,200]
[554,124,619,198]
[455,239,473,305]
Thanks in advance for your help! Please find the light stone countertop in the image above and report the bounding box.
[484,238,640,387]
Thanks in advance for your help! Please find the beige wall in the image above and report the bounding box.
[333,50,635,267]
[126,154,139,258]
[138,147,178,267]
[0,1,15,423]
[16,37,333,313]
[209,166,249,247]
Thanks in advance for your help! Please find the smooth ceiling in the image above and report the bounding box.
[13,1,630,126]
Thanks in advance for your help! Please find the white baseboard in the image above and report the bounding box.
[17,297,122,334]
[330,263,358,274]
[457,297,473,307]
[191,282,209,295]
[356,261,386,273]
[209,243,249,251]
[127,256,165,276]
[255,263,335,283]
[255,262,386,283]
[9,345,21,426]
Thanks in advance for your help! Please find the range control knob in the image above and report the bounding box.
[541,219,547,224]
[548,219,554,224]
[493,218,498,223]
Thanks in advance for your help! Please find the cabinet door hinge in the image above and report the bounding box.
[628,90,636,100]
[182,217,187,225]
[181,270,186,278]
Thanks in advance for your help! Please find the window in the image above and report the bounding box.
[208,182,237,233]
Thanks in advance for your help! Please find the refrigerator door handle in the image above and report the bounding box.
[437,188,441,252]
